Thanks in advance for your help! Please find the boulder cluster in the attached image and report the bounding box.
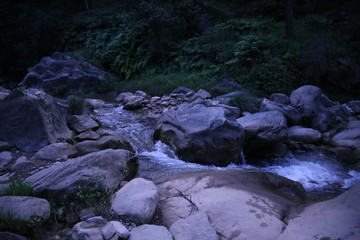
[0,53,359,239]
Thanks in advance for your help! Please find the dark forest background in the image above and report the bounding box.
[1,0,359,100]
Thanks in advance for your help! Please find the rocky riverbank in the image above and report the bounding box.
[0,53,360,239]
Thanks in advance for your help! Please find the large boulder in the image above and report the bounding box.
[289,85,348,132]
[31,142,78,161]
[67,115,99,134]
[0,196,50,221]
[288,126,322,143]
[332,120,360,158]
[155,101,244,166]
[237,111,288,158]
[111,178,159,225]
[155,170,305,240]
[0,88,72,152]
[279,182,360,240]
[25,149,138,201]
[260,99,301,125]
[19,52,115,96]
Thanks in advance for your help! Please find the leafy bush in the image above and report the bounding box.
[4,180,34,196]
[0,213,44,237]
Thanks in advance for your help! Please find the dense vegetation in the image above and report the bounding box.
[1,0,359,100]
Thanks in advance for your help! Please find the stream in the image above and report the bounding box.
[95,105,360,193]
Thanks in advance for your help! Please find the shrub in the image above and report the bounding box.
[4,180,34,196]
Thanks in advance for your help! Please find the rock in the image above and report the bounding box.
[129,224,173,240]
[0,232,28,240]
[123,95,145,110]
[279,182,360,240]
[237,111,288,158]
[19,52,115,96]
[155,170,305,240]
[216,91,260,113]
[169,211,219,240]
[25,149,137,201]
[289,85,339,132]
[260,99,301,125]
[348,100,360,115]
[75,135,134,156]
[0,196,50,221]
[116,92,133,102]
[0,86,11,101]
[288,126,322,143]
[0,141,11,151]
[84,99,106,110]
[189,89,211,102]
[270,93,290,105]
[111,178,159,225]
[67,115,99,134]
[0,88,72,152]
[155,102,244,166]
[31,142,77,161]
[11,156,33,171]
[326,147,358,164]
[332,120,360,157]
[71,216,129,240]
[74,131,101,142]
[0,151,12,167]
[135,90,147,98]
[171,86,195,95]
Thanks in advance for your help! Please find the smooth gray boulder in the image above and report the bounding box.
[155,102,244,166]
[332,120,360,157]
[75,135,134,156]
[279,182,360,240]
[123,95,145,110]
[71,216,130,240]
[270,93,290,105]
[0,196,50,221]
[155,170,305,240]
[190,89,211,102]
[25,149,137,201]
[288,125,322,143]
[111,178,159,225]
[31,142,77,161]
[289,85,343,132]
[237,111,287,158]
[0,88,72,152]
[67,115,99,134]
[170,211,219,240]
[74,131,101,141]
[129,224,173,240]
[19,52,114,96]
[260,99,301,125]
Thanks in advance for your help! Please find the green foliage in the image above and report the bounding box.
[4,180,34,196]
[0,213,44,237]
[67,95,85,115]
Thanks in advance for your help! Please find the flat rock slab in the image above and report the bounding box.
[67,115,99,133]
[111,178,159,224]
[288,125,322,143]
[31,142,78,161]
[155,170,306,240]
[0,196,50,220]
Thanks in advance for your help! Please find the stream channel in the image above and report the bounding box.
[95,105,360,194]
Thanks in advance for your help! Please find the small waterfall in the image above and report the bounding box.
[95,105,360,192]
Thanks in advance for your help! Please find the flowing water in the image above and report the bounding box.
[95,105,360,193]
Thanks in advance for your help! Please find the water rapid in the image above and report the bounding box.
[95,105,360,192]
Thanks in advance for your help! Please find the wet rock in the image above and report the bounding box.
[169,211,219,240]
[67,115,99,134]
[0,196,50,221]
[84,99,106,110]
[0,88,72,152]
[326,147,358,164]
[237,111,288,158]
[260,99,301,125]
[19,52,114,96]
[288,126,322,143]
[155,102,244,166]
[0,151,12,167]
[75,135,134,156]
[31,142,77,161]
[279,182,360,240]
[129,224,173,240]
[348,100,360,115]
[155,170,305,240]
[270,93,290,105]
[123,95,145,110]
[71,216,130,240]
[25,149,137,201]
[111,178,159,225]
[332,120,360,156]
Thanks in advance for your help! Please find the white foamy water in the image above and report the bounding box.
[95,105,360,192]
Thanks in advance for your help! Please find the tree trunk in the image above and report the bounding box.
[285,0,295,37]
